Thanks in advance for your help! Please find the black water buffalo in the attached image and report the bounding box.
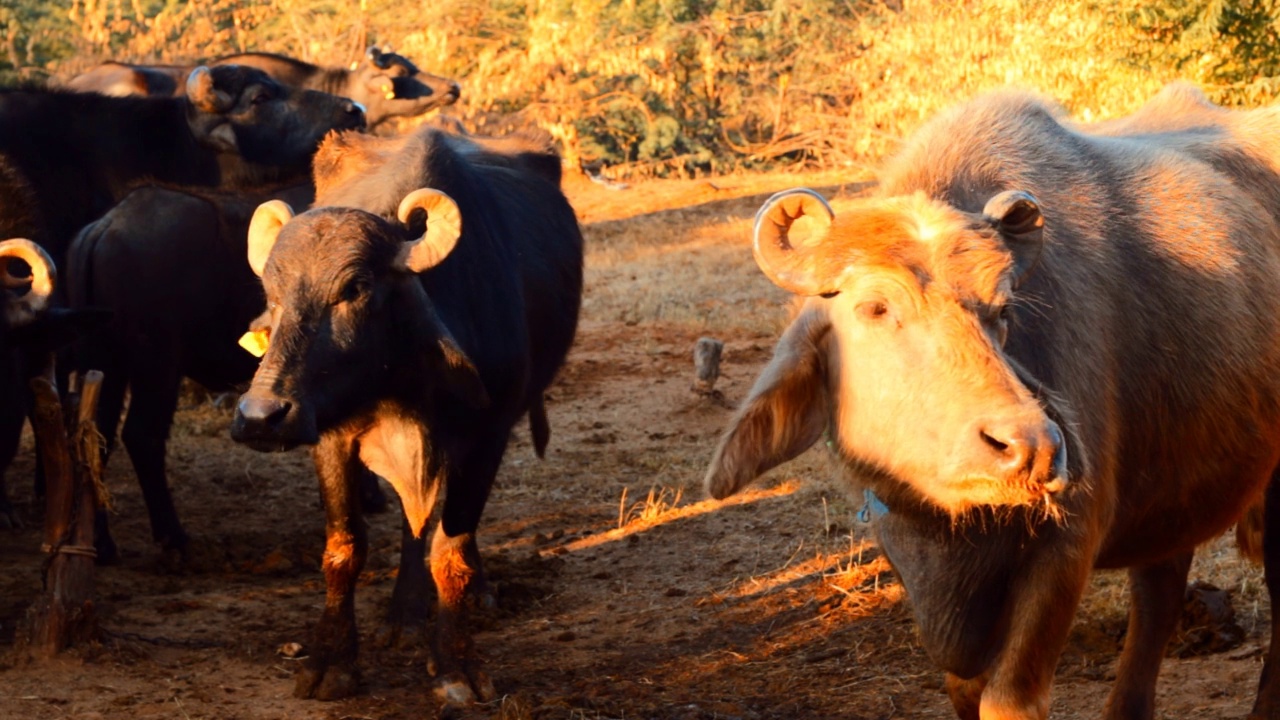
[706,83,1280,719]
[66,47,460,129]
[0,239,56,527]
[0,65,363,267]
[229,127,582,704]
[0,65,363,538]
[67,183,387,560]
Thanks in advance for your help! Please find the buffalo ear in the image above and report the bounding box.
[983,190,1044,286]
[705,308,830,499]
[363,73,396,100]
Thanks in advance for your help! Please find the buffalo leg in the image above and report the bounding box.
[90,361,129,563]
[375,513,430,648]
[119,358,187,556]
[0,373,24,530]
[379,515,493,648]
[429,433,504,706]
[296,432,367,700]
[975,545,1093,719]
[357,467,389,514]
[1250,471,1280,719]
[1103,552,1193,720]
[946,671,989,720]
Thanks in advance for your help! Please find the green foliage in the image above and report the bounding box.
[1121,0,1280,104]
[5,0,1280,176]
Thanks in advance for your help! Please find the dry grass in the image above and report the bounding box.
[12,1,1275,177]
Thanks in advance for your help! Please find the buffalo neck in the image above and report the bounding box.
[311,69,352,98]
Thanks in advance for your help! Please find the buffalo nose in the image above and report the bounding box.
[979,418,1037,474]
[237,395,291,429]
[344,101,367,127]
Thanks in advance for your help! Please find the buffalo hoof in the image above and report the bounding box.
[432,670,496,706]
[294,662,359,700]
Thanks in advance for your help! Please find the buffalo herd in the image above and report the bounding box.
[2,44,1280,719]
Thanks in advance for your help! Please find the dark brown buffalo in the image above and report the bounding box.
[706,83,1280,719]
[228,128,582,705]
[66,47,460,129]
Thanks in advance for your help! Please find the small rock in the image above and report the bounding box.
[277,642,307,659]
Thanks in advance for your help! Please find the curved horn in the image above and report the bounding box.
[247,201,296,277]
[395,188,462,273]
[982,190,1044,286]
[0,238,55,327]
[367,46,390,69]
[751,188,838,296]
[186,66,234,114]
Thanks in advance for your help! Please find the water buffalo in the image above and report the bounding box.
[66,183,387,561]
[0,65,363,540]
[706,83,1280,719]
[0,239,56,526]
[229,127,582,704]
[66,47,460,130]
[0,65,364,268]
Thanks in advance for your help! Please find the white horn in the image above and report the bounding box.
[0,238,55,327]
[247,200,295,277]
[395,188,462,273]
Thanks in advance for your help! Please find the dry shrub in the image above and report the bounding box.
[4,0,1280,176]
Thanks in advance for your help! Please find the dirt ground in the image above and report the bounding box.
[0,169,1271,719]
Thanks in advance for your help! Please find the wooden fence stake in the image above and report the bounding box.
[23,366,104,657]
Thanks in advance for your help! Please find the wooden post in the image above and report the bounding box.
[23,366,103,657]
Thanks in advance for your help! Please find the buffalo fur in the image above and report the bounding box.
[708,83,1280,719]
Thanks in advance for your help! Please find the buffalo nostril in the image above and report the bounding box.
[237,395,291,428]
[979,423,1033,472]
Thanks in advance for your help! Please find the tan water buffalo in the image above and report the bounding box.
[705,83,1280,719]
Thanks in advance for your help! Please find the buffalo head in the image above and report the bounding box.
[706,188,1071,519]
[351,47,460,128]
[230,189,487,451]
[184,65,366,173]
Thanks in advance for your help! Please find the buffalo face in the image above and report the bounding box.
[707,188,1071,519]
[353,47,460,128]
[185,65,366,174]
[230,191,486,452]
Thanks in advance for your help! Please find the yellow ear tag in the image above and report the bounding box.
[238,329,271,358]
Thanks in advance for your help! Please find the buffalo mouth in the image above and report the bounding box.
[229,393,319,451]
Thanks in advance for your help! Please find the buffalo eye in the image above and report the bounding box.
[993,304,1012,346]
[339,279,367,304]
[856,300,889,321]
[250,91,271,106]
